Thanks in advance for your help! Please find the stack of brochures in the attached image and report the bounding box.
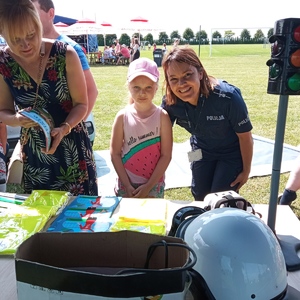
[0,190,70,254]
[47,195,121,233]
[110,198,167,235]
[20,108,54,151]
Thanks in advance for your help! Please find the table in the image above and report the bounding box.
[1,201,300,300]
[87,52,99,65]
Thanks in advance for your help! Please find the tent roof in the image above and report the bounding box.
[53,15,77,26]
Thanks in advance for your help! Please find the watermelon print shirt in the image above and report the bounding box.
[121,104,164,185]
[0,41,98,195]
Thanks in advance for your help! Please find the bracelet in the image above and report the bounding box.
[60,122,72,135]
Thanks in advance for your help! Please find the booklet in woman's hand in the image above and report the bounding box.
[20,108,54,151]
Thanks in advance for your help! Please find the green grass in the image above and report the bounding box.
[8,44,300,217]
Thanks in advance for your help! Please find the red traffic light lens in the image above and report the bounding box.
[290,49,300,67]
[293,25,300,43]
[287,73,300,91]
[271,40,284,56]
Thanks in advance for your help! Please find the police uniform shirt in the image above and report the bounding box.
[162,80,253,160]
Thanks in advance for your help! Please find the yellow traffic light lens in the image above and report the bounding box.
[290,49,300,68]
[287,73,300,91]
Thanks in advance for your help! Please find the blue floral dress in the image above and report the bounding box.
[0,41,98,195]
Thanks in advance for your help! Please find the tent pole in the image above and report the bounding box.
[86,34,89,54]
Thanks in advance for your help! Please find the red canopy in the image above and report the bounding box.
[76,18,96,24]
[101,21,112,27]
[130,16,148,23]
[54,22,69,27]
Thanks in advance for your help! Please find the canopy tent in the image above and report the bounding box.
[66,19,102,53]
[53,15,77,26]
[54,22,70,35]
[100,21,113,46]
[53,15,99,53]
[121,16,164,42]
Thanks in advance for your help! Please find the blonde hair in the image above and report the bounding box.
[0,0,42,46]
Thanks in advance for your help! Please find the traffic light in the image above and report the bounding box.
[267,18,300,95]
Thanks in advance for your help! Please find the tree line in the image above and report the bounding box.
[97,27,275,47]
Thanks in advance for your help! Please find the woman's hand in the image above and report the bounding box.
[41,126,65,155]
[230,170,250,191]
[16,109,38,128]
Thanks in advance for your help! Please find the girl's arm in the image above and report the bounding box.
[110,110,135,197]
[133,109,173,198]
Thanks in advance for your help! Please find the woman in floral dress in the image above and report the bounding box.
[0,0,98,195]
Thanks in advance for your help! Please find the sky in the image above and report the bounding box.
[52,0,299,38]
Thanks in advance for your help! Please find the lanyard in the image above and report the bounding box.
[184,96,205,134]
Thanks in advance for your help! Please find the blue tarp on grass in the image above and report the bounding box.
[95,135,300,195]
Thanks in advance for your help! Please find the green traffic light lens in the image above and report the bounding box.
[287,73,300,91]
[269,63,282,80]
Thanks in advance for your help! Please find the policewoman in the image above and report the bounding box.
[161,46,253,201]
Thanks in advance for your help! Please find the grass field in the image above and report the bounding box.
[8,44,300,218]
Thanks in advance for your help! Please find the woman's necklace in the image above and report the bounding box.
[33,41,45,108]
[21,41,45,146]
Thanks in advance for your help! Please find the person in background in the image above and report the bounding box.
[110,58,173,198]
[173,38,180,47]
[131,37,140,62]
[116,44,130,65]
[127,46,132,58]
[130,35,136,48]
[278,155,300,205]
[97,49,102,63]
[115,38,121,57]
[108,43,117,62]
[32,0,98,122]
[153,43,157,52]
[0,0,98,195]
[162,42,167,55]
[102,45,110,64]
[161,46,253,201]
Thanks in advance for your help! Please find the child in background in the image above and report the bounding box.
[162,43,167,55]
[110,58,173,198]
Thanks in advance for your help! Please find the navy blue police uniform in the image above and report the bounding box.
[162,80,252,200]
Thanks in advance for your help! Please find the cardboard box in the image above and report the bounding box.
[15,231,191,299]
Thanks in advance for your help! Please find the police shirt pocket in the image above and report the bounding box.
[204,122,227,139]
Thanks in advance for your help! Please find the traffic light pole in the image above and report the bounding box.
[266,17,300,272]
[267,94,289,232]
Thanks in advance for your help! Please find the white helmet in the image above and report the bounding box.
[184,207,288,300]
